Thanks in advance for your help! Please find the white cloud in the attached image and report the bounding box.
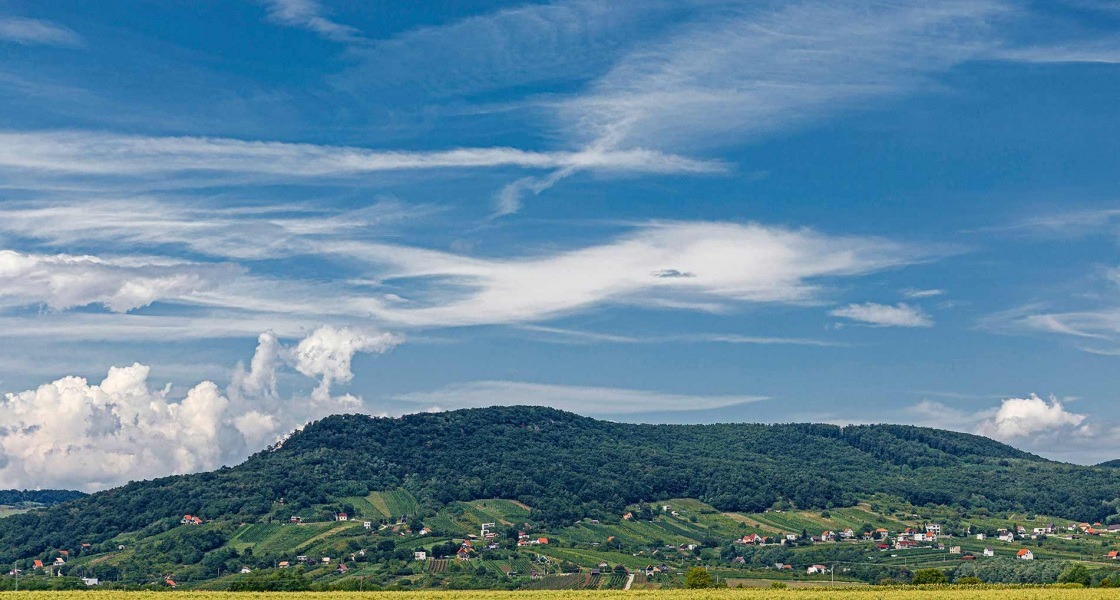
[0,364,231,491]
[0,16,82,47]
[0,250,242,312]
[992,39,1120,64]
[392,380,765,415]
[903,288,945,299]
[0,198,432,261]
[976,394,1088,440]
[830,302,933,328]
[353,222,925,327]
[290,326,403,402]
[258,0,362,43]
[0,131,721,180]
[559,0,1005,151]
[0,325,402,490]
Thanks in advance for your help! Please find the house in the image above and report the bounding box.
[32,560,43,569]
[807,564,828,575]
[81,578,99,586]
[419,527,431,536]
[773,563,793,570]
[414,551,427,561]
[165,579,177,587]
[336,563,348,573]
[732,556,746,564]
[983,547,994,557]
[840,528,855,539]
[1108,525,1120,533]
[336,513,348,522]
[874,528,890,539]
[240,567,252,574]
[998,532,1015,543]
[54,557,66,566]
[537,537,549,545]
[290,516,302,524]
[1107,550,1119,560]
[975,533,986,540]
[1033,526,1052,535]
[363,521,372,529]
[278,561,290,569]
[321,557,331,564]
[926,524,941,535]
[961,554,976,561]
[59,550,69,557]
[821,530,836,542]
[739,533,764,544]
[180,514,203,525]
[1017,549,1034,560]
[785,533,798,541]
[949,546,961,554]
[296,556,309,563]
[81,543,92,549]
[457,547,472,560]
[623,512,634,520]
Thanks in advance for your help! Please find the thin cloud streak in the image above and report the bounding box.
[0,131,723,178]
[0,16,82,47]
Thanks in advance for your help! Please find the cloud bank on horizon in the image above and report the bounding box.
[1,0,1120,486]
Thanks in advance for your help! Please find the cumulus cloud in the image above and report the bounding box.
[392,380,765,416]
[976,393,1088,440]
[0,325,401,490]
[830,302,933,328]
[290,326,403,402]
[0,249,242,312]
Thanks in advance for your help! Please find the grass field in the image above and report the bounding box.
[0,589,1115,599]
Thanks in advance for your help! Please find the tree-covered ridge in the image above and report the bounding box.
[0,489,85,505]
[1099,460,1120,468]
[0,405,1117,564]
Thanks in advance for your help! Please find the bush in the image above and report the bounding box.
[684,567,714,588]
[912,568,949,585]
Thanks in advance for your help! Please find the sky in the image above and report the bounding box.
[1,0,1119,491]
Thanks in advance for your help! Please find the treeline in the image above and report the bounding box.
[2,406,1120,564]
[0,489,85,505]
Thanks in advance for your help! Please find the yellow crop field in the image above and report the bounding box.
[0,589,1115,600]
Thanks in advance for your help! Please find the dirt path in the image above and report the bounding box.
[623,574,635,590]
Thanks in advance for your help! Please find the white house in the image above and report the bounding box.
[998,532,1015,543]
[81,578,99,586]
[1017,549,1034,560]
[925,524,941,535]
[363,521,372,529]
[983,547,995,557]
[975,533,986,540]
[807,564,828,575]
[414,551,427,561]
[949,546,961,555]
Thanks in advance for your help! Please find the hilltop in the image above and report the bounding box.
[0,406,1118,588]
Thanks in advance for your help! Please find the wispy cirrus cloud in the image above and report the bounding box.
[257,0,362,43]
[0,130,721,183]
[830,302,933,328]
[0,16,82,47]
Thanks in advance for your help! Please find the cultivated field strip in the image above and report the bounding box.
[0,589,1116,599]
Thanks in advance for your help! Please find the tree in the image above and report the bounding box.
[684,566,714,588]
[1058,563,1091,587]
[911,569,948,585]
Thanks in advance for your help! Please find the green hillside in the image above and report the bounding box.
[1,406,1119,589]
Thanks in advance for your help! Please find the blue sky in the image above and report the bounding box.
[1,0,1119,489]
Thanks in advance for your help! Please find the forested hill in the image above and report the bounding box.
[1,405,1118,562]
[1099,459,1120,468]
[0,489,85,505]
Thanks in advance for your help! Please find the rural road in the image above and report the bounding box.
[623,573,635,590]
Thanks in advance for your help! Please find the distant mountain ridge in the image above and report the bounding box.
[0,405,1117,564]
[1099,459,1120,468]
